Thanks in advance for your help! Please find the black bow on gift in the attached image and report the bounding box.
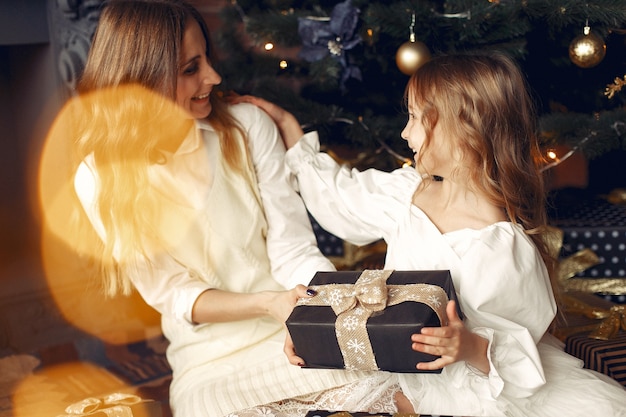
[297,0,362,90]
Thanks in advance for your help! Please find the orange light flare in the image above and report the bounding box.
[36,84,195,344]
[10,360,161,417]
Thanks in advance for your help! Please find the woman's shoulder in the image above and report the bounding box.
[227,101,273,129]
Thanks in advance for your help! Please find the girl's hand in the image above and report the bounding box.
[226,94,304,149]
[411,300,489,373]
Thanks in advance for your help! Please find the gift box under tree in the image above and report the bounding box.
[552,291,626,387]
[549,194,626,302]
[286,269,461,373]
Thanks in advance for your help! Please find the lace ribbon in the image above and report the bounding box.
[297,269,448,370]
[57,393,146,417]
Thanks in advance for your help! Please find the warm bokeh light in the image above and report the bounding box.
[11,361,159,417]
[547,150,558,160]
[264,42,274,50]
[279,60,288,69]
[37,84,193,342]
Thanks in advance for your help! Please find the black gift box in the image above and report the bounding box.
[565,331,626,387]
[286,270,460,373]
[304,412,396,417]
[304,412,421,417]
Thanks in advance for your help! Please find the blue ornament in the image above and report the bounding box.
[297,0,362,89]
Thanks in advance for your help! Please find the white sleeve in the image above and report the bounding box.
[458,225,557,399]
[239,104,336,289]
[74,159,209,326]
[284,131,418,246]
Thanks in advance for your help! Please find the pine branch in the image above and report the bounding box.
[212,0,626,163]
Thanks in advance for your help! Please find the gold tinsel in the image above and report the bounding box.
[605,75,626,99]
[546,226,626,340]
[558,293,626,340]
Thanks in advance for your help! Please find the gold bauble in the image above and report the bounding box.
[569,29,606,68]
[395,40,431,75]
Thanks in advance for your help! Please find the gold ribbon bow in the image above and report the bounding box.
[544,226,626,340]
[297,270,448,370]
[57,393,149,417]
[544,226,626,295]
[545,227,626,340]
[561,293,626,340]
[543,226,600,288]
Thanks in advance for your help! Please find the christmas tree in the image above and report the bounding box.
[211,0,626,180]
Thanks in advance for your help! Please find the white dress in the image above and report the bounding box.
[74,104,370,417]
[281,132,626,417]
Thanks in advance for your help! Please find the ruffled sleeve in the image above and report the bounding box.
[233,104,336,289]
[454,223,557,399]
[285,132,419,247]
[74,157,209,327]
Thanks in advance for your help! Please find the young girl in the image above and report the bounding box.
[236,52,626,416]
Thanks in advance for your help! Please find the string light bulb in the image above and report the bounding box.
[546,150,558,160]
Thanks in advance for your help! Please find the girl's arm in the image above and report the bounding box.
[230,95,304,149]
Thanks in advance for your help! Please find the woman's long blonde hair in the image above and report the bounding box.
[75,0,251,296]
[405,52,556,286]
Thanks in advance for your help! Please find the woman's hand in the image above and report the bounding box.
[264,284,316,367]
[226,94,304,149]
[191,285,317,327]
[411,300,490,374]
[264,284,313,323]
[283,329,306,367]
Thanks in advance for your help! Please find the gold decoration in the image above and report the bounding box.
[544,227,600,285]
[560,278,626,295]
[605,188,626,205]
[396,40,431,75]
[547,226,626,340]
[58,393,158,417]
[558,293,626,340]
[569,23,606,68]
[396,12,431,75]
[605,75,626,99]
[590,305,626,340]
[545,226,626,295]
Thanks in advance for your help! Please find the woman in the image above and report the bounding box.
[71,1,377,416]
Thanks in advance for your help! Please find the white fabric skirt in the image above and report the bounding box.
[172,332,626,417]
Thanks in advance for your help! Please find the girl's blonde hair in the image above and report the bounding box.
[75,0,252,296]
[405,52,556,283]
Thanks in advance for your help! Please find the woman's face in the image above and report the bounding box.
[176,19,222,119]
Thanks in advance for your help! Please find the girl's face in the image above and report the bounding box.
[401,96,452,176]
[176,19,222,119]
[401,99,427,168]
